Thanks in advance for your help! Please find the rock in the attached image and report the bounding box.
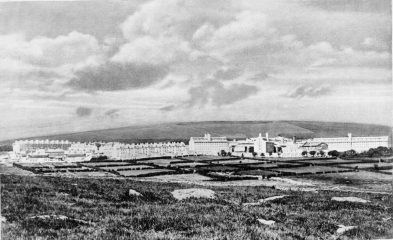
[243,202,261,206]
[270,177,313,186]
[257,218,275,225]
[259,195,289,203]
[171,188,215,201]
[129,189,142,197]
[244,195,290,206]
[29,215,89,224]
[336,224,358,234]
[275,186,318,193]
[332,197,369,203]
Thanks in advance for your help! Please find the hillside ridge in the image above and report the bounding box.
[1,121,391,146]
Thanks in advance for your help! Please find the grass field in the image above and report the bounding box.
[245,163,280,169]
[298,159,363,165]
[117,169,175,177]
[99,165,155,171]
[291,171,393,192]
[137,159,181,167]
[1,174,392,239]
[81,161,135,167]
[144,173,214,182]
[217,159,262,165]
[337,162,393,169]
[237,170,280,177]
[170,162,208,167]
[197,166,239,172]
[325,159,376,164]
[273,166,351,175]
[0,164,35,176]
[378,169,393,174]
[179,156,238,162]
[42,171,118,178]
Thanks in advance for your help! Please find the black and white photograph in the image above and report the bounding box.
[0,0,392,239]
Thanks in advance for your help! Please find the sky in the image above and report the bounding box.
[0,0,391,141]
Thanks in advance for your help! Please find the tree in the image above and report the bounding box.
[252,152,257,157]
[301,151,308,157]
[319,151,325,157]
[328,150,339,157]
[347,149,357,157]
[309,151,316,157]
[221,150,227,156]
[367,147,392,157]
[260,153,265,157]
[227,152,232,157]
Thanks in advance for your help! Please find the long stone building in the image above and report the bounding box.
[189,133,229,155]
[310,133,389,152]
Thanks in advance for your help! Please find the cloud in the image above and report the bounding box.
[306,43,391,69]
[361,37,390,51]
[304,0,391,13]
[211,83,259,106]
[159,104,176,111]
[76,107,93,117]
[213,67,244,81]
[186,80,259,107]
[285,85,331,99]
[250,72,269,81]
[112,35,195,65]
[105,109,119,118]
[0,31,101,68]
[68,62,169,92]
[113,0,228,65]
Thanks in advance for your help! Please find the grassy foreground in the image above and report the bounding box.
[1,175,392,239]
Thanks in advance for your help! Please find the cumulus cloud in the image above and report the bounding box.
[186,80,259,107]
[285,85,331,99]
[306,42,391,69]
[0,31,101,68]
[361,37,390,51]
[112,35,195,65]
[76,107,93,117]
[112,0,225,65]
[68,62,169,92]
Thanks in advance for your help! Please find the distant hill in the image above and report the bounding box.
[1,121,391,146]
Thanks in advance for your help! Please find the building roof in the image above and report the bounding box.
[301,142,328,147]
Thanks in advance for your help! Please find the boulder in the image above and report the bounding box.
[332,197,369,203]
[243,195,289,206]
[129,189,142,197]
[259,195,289,203]
[257,218,275,225]
[172,188,215,201]
[336,225,358,234]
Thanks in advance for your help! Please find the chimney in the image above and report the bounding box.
[266,133,269,140]
[205,133,211,141]
[348,133,352,141]
[293,136,297,143]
